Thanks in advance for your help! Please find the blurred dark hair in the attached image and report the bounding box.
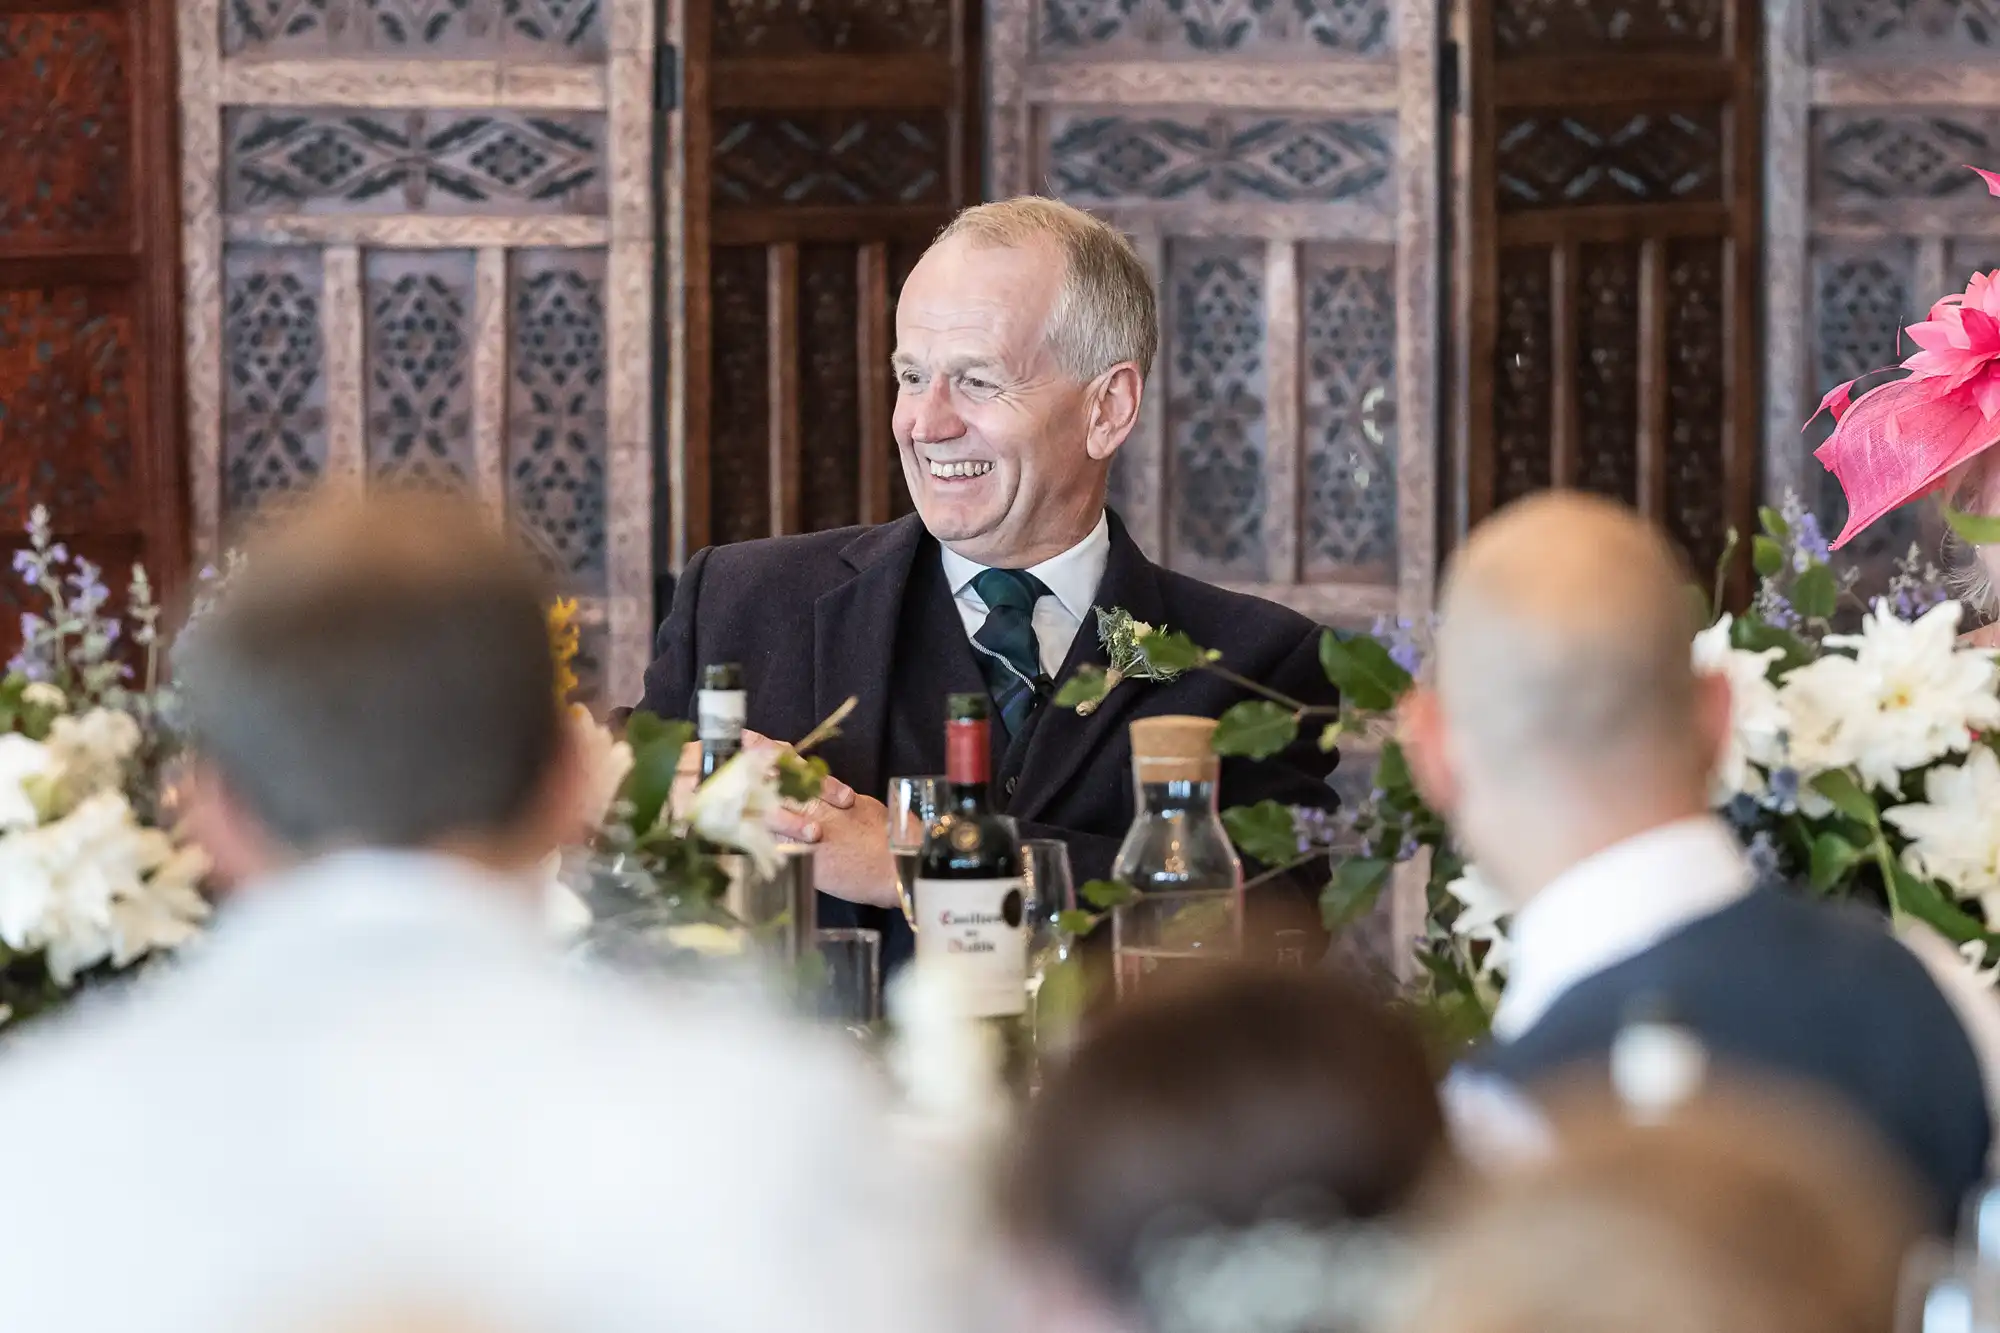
[178,487,561,852]
[1003,966,1447,1307]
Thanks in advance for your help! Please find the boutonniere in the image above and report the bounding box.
[1054,606,1209,716]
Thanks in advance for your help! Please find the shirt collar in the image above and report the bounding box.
[1491,815,1755,1043]
[938,512,1111,623]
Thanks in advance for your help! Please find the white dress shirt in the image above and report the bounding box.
[1444,815,2000,1174]
[0,850,976,1333]
[939,513,1110,681]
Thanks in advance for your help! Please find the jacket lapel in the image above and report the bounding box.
[1007,512,1168,823]
[814,516,928,797]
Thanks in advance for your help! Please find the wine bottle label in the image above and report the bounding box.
[912,876,1028,1018]
[696,689,747,742]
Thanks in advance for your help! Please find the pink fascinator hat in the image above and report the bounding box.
[1815,166,2000,548]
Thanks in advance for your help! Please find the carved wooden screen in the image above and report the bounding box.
[176,0,655,707]
[668,0,980,563]
[1459,0,1761,591]
[0,0,188,660]
[985,0,1441,628]
[1764,0,2000,589]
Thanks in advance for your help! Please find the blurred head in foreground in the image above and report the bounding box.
[178,488,581,887]
[1401,491,1728,906]
[1004,966,1448,1333]
[1400,1078,1925,1333]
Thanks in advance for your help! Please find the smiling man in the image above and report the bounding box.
[639,197,1341,968]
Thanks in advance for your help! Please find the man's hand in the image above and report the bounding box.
[763,793,896,908]
[672,730,857,816]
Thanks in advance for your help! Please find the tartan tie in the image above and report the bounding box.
[970,567,1051,739]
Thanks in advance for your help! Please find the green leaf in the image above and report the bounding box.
[622,710,687,752]
[1893,865,1995,947]
[1758,505,1790,542]
[1321,857,1391,930]
[1685,582,1712,632]
[1318,630,1413,713]
[1751,534,1785,579]
[1944,504,2000,548]
[621,722,693,834]
[1808,831,1863,892]
[1137,629,1213,674]
[1080,878,1137,911]
[1212,700,1299,759]
[1810,769,1878,827]
[1053,665,1111,710]
[775,752,828,804]
[1319,721,1345,752]
[1055,909,1103,937]
[1374,740,1414,796]
[1792,563,1838,621]
[1729,617,1813,674]
[1222,800,1301,868]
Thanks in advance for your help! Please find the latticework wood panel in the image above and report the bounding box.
[179,0,655,706]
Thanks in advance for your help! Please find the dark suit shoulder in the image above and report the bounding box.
[1151,567,1320,651]
[687,524,874,597]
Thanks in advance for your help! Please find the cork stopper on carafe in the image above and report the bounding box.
[1128,715,1221,784]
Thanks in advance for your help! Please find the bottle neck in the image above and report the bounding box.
[946,718,991,806]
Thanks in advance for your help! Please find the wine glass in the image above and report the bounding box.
[1021,839,1078,1078]
[885,775,946,931]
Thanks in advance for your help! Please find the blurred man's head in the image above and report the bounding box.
[1401,492,1729,906]
[179,488,579,884]
[892,197,1153,568]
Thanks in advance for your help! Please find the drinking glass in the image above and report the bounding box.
[1111,888,1243,1001]
[885,775,946,931]
[1021,839,1079,1082]
[814,928,882,1032]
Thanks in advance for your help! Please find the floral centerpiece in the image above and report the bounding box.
[543,611,850,965]
[0,507,211,1025]
[1059,494,2000,1043]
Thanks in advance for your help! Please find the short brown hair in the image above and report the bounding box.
[935,196,1159,382]
[179,487,561,851]
[1003,967,1446,1309]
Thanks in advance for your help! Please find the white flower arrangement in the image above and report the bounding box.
[0,507,212,1020]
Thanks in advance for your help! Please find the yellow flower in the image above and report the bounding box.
[547,598,581,705]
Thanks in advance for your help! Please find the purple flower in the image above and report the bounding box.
[10,550,34,576]
[1371,614,1425,675]
[1395,834,1420,861]
[1292,805,1341,855]
[1791,512,1830,570]
[18,612,41,639]
[1768,766,1801,811]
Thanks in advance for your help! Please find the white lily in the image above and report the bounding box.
[1691,615,1789,802]
[1884,746,2000,918]
[0,733,54,832]
[1444,865,1512,978]
[685,748,784,876]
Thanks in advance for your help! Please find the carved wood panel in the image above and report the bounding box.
[178,0,654,704]
[1764,0,2000,596]
[668,0,971,563]
[0,1,187,665]
[988,0,1438,627]
[1459,0,1761,595]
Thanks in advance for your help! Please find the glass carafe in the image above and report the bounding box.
[1110,716,1243,894]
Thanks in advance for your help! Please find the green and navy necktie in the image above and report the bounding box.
[970,566,1051,739]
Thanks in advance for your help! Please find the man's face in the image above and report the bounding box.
[891,236,1106,567]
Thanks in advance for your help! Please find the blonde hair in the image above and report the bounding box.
[934,196,1159,383]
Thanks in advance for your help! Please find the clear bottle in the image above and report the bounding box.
[1110,715,1243,894]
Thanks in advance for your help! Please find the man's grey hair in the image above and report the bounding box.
[934,196,1159,383]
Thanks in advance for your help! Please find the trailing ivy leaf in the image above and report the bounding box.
[622,720,695,834]
[1318,630,1413,713]
[622,711,688,751]
[1808,831,1863,892]
[1685,582,1712,631]
[1137,629,1216,674]
[1321,857,1391,930]
[1212,700,1299,758]
[1751,535,1785,579]
[775,752,828,804]
[1053,664,1111,710]
[1080,879,1137,911]
[1893,865,1995,947]
[1374,740,1413,795]
[1055,909,1102,937]
[1810,769,1878,827]
[1758,505,1790,542]
[1792,563,1838,621]
[1222,800,1301,868]
[1319,720,1344,752]
[1944,504,2000,548]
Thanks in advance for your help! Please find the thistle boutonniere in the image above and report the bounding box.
[1054,606,1210,716]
